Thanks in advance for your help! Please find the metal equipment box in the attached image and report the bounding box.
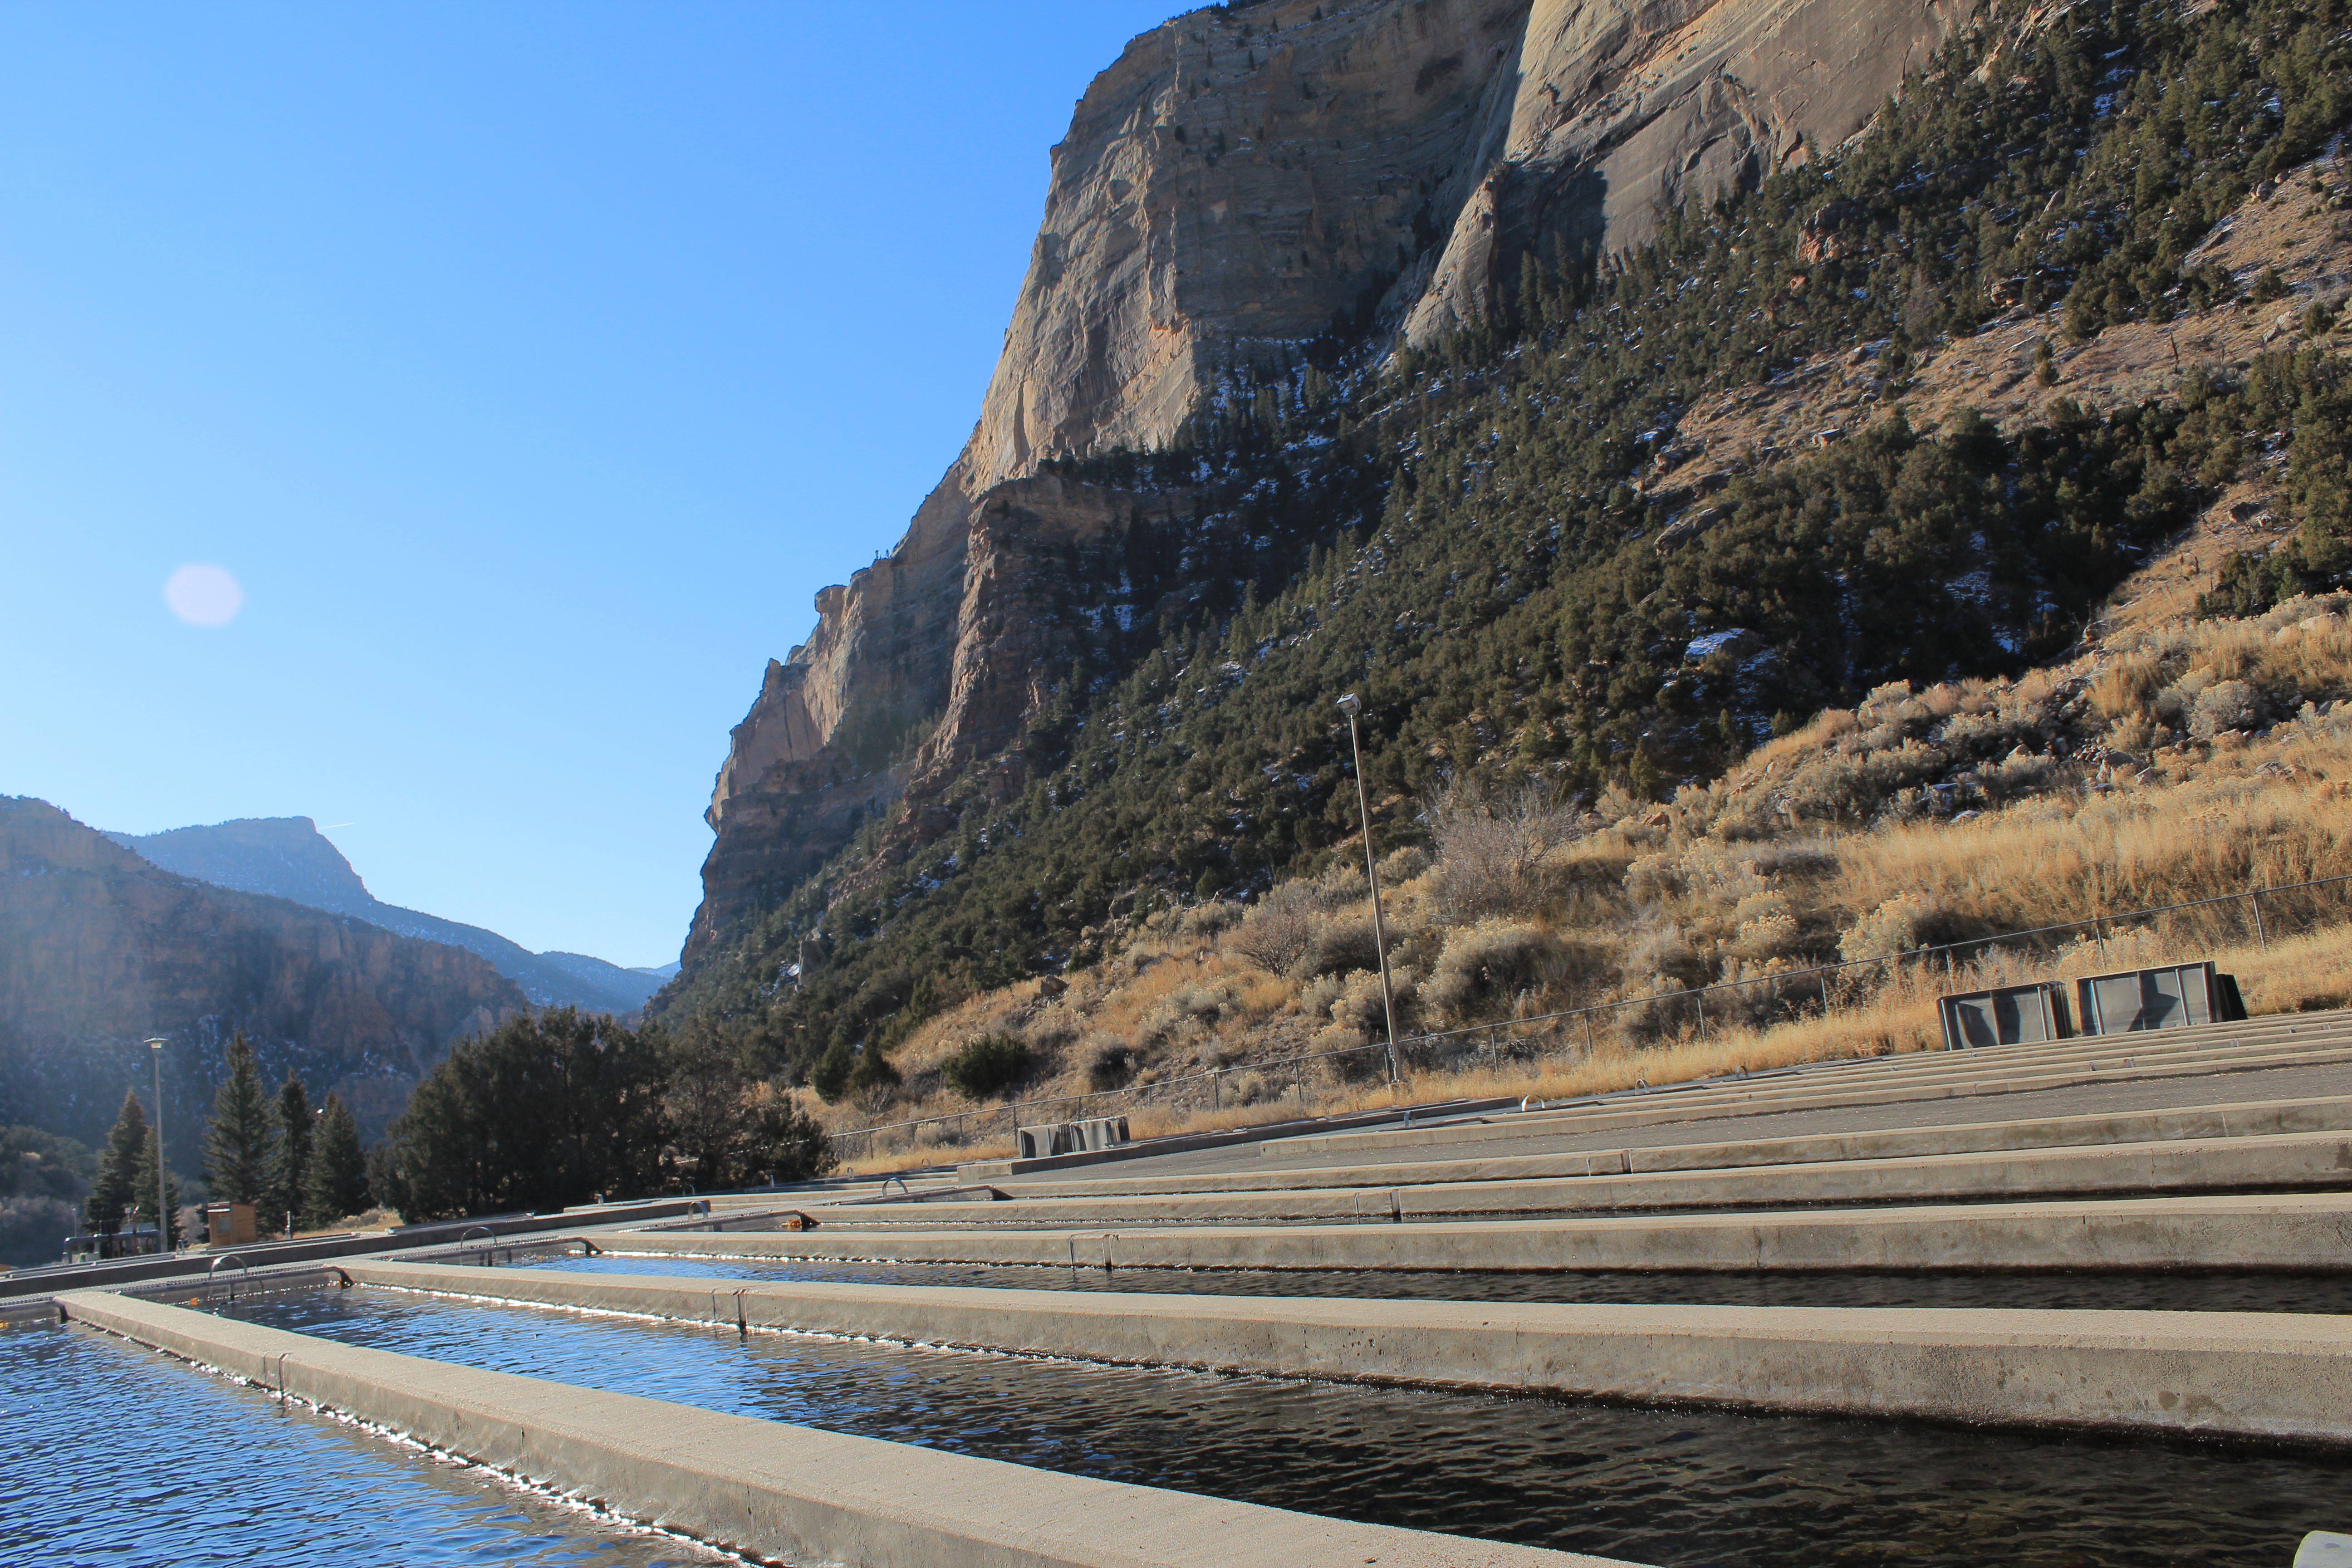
[2073,960,2247,1035]
[1938,982,2073,1049]
[1015,1116,1131,1160]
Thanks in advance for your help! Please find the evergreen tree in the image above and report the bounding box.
[808,1036,855,1103]
[132,1128,183,1250]
[374,1008,664,1222]
[268,1072,313,1235]
[83,1089,148,1240]
[203,1034,272,1205]
[743,1088,836,1186]
[1629,743,1665,803]
[300,1092,369,1227]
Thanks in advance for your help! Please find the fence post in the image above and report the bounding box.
[1695,990,1705,1038]
[2090,910,2108,963]
[1583,1011,1595,1054]
[1819,970,1831,1015]
[2250,886,2268,949]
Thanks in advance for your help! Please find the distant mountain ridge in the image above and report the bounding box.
[2,797,525,1164]
[108,817,664,1016]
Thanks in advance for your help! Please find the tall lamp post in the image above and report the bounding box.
[1335,694,1401,1086]
[144,1037,170,1255]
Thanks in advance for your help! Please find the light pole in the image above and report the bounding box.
[1335,694,1401,1086]
[144,1038,170,1254]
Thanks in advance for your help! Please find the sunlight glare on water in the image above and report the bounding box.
[0,1322,734,1568]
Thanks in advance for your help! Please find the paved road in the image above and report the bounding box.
[998,1061,2352,1188]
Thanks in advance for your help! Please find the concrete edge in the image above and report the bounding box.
[957,1098,1521,1179]
[1280,1032,2352,1157]
[345,1261,2352,1450]
[603,1193,2352,1274]
[1001,1095,2352,1200]
[55,1289,1627,1568]
[801,1130,2352,1227]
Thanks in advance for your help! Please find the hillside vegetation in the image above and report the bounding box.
[660,0,2352,1142]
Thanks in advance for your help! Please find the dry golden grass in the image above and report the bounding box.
[816,577,2352,1172]
[835,912,2352,1176]
[1838,739,2352,935]
[2091,654,2161,721]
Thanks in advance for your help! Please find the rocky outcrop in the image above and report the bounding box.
[1,798,527,1163]
[692,475,1189,956]
[1404,0,1974,339]
[687,0,1978,963]
[967,0,1536,485]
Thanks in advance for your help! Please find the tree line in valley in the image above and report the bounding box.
[54,1006,838,1256]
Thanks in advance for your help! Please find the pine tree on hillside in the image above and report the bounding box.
[203,1034,272,1205]
[133,1128,182,1249]
[268,1072,313,1236]
[300,1092,369,1228]
[83,1089,148,1239]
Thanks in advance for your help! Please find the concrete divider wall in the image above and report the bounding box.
[342,1261,2352,1449]
[608,1193,2352,1274]
[1276,1017,2352,1159]
[58,1290,1621,1568]
[1000,1097,2352,1201]
[804,1131,2352,1227]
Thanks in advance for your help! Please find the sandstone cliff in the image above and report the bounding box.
[1,798,527,1164]
[689,0,1975,963]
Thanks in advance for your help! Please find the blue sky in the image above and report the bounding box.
[2,3,1177,968]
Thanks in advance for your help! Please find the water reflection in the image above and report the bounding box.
[529,1250,2352,1313]
[0,1322,733,1568]
[230,1283,2351,1568]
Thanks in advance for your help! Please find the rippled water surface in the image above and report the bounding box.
[532,1248,2352,1312]
[230,1283,2351,1568]
[0,1321,732,1568]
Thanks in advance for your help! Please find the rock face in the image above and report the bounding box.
[112,816,662,1014]
[1402,0,1974,340]
[693,475,1190,955]
[689,0,1973,961]
[3,798,527,1163]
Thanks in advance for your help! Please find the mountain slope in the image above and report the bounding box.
[685,0,1978,962]
[110,817,662,1015]
[663,0,2352,1101]
[3,798,526,1165]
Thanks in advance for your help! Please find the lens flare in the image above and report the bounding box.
[163,564,244,627]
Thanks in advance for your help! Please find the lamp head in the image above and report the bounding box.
[1335,692,1362,716]
[144,1037,165,1054]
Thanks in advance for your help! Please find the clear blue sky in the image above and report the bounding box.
[2,3,1178,969]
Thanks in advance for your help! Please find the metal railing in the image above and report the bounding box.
[823,866,2352,1161]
